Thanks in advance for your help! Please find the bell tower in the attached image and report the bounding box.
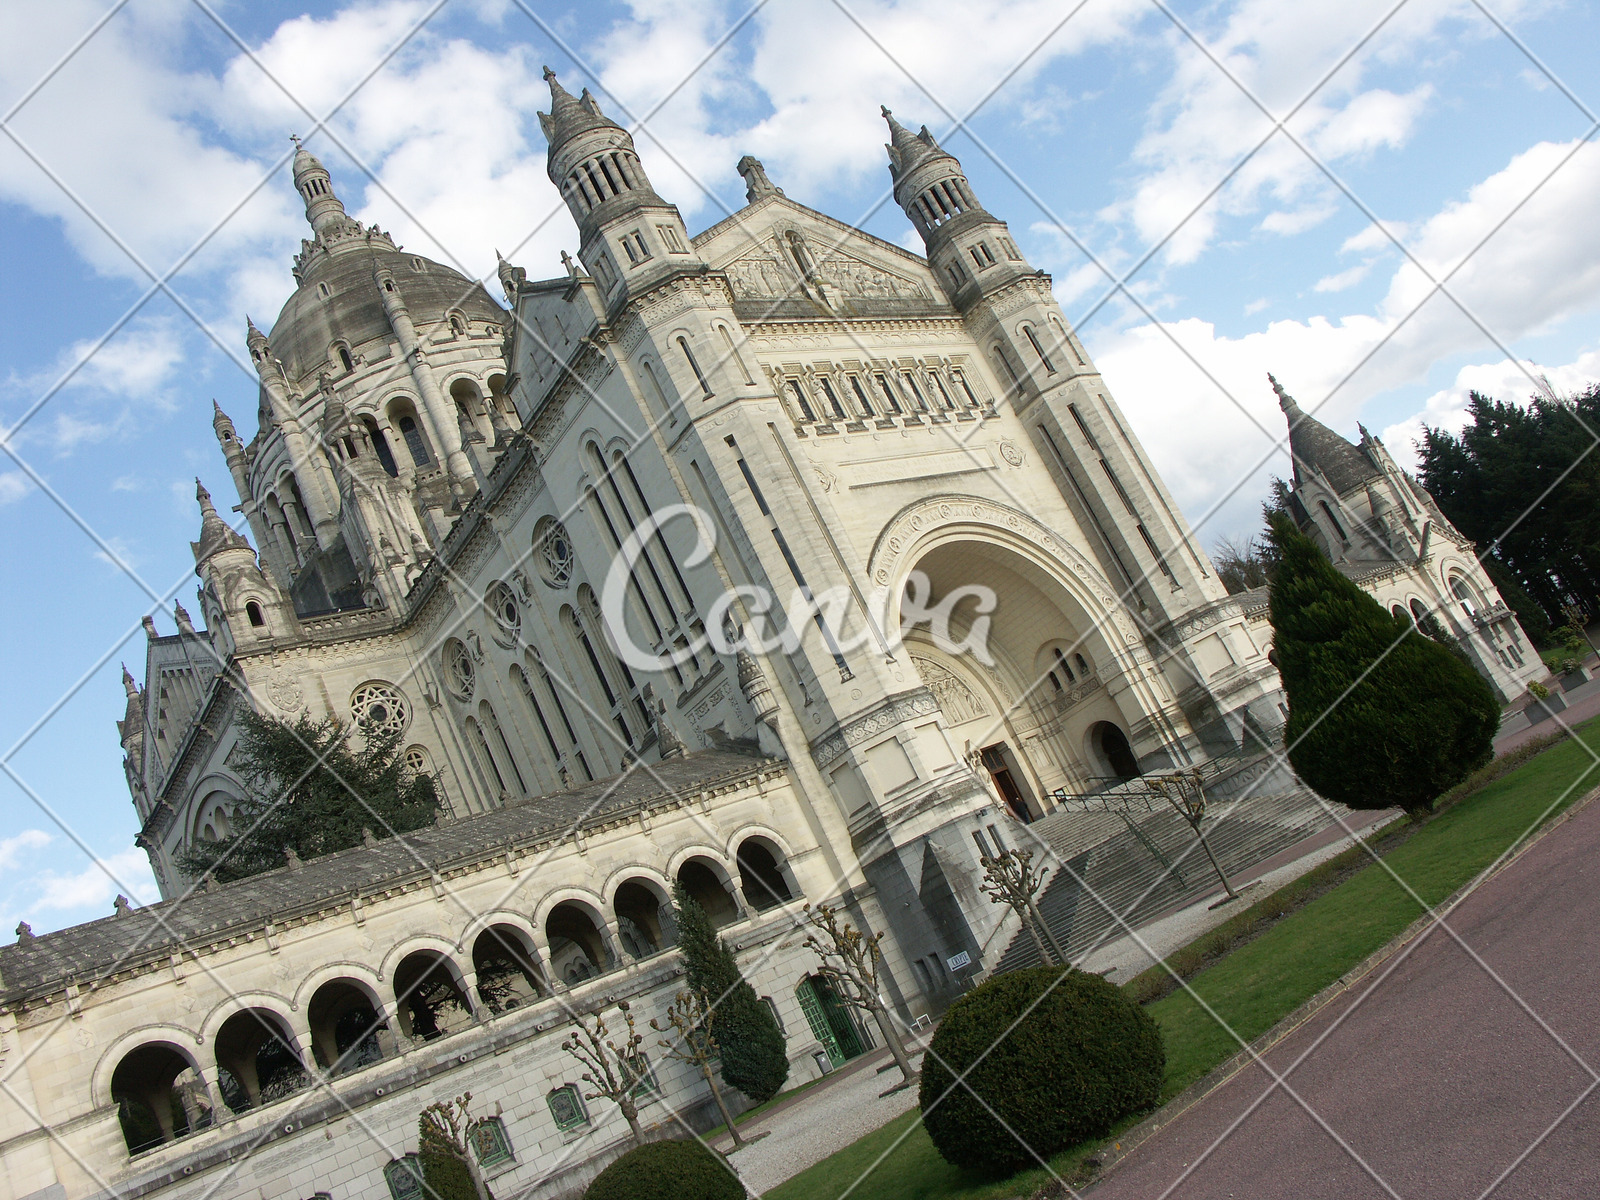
[539,69,703,305]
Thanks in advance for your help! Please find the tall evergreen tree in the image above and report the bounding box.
[671,883,789,1103]
[1268,513,1500,816]
[1419,383,1600,634]
[177,708,441,883]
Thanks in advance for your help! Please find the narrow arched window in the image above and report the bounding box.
[398,415,430,467]
[246,601,265,627]
[1024,326,1056,374]
[678,336,712,396]
[338,345,354,372]
[1318,500,1348,542]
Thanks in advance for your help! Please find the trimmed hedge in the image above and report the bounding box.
[584,1138,743,1200]
[919,967,1164,1175]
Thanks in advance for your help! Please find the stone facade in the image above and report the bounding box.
[1271,375,1542,702]
[5,81,1293,1200]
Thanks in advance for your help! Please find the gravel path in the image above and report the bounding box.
[1088,789,1600,1199]
[720,1051,923,1196]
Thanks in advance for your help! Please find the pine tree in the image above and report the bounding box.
[671,883,789,1103]
[1267,512,1500,816]
[177,709,441,883]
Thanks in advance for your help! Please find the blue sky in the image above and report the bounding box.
[3,0,1598,935]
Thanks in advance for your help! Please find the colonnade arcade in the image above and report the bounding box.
[104,835,798,1156]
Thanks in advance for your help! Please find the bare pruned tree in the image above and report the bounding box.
[560,1001,648,1145]
[650,989,745,1148]
[800,903,917,1088]
[979,847,1065,966]
[418,1092,492,1200]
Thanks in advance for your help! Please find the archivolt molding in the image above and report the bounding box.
[866,494,1139,646]
[198,992,298,1043]
[92,1024,203,1103]
[291,964,387,1013]
[377,934,470,983]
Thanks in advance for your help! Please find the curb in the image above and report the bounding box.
[1081,781,1600,1193]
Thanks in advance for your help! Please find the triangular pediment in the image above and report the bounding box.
[695,196,943,310]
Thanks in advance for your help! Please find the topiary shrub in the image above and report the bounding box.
[919,967,1164,1176]
[584,1138,743,1200]
[1267,512,1500,815]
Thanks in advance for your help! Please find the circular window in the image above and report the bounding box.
[485,582,521,645]
[443,638,475,700]
[350,682,409,738]
[535,518,574,589]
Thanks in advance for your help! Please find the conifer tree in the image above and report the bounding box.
[177,709,441,884]
[1267,512,1500,816]
[671,883,789,1103]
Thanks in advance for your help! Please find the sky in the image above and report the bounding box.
[2,0,1597,936]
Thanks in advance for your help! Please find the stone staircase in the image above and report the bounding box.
[992,759,1347,974]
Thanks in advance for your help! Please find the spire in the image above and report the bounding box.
[495,250,525,305]
[1270,374,1381,494]
[290,135,351,241]
[193,478,250,564]
[122,663,138,697]
[1268,372,1302,417]
[537,67,620,152]
[173,601,195,635]
[882,106,943,180]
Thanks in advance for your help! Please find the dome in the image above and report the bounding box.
[265,243,505,388]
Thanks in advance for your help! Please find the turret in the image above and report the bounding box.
[538,68,698,301]
[291,136,355,242]
[883,107,1032,306]
[192,479,294,643]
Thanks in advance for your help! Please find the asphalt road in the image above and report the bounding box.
[1089,791,1600,1200]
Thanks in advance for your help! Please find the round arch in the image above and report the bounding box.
[292,961,387,1013]
[377,934,469,986]
[94,1027,203,1108]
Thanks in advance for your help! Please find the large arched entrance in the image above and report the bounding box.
[899,533,1151,802]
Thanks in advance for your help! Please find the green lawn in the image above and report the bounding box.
[765,716,1600,1200]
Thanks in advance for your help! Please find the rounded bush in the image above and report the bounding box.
[584,1138,743,1200]
[919,967,1164,1175]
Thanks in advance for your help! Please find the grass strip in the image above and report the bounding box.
[764,717,1597,1200]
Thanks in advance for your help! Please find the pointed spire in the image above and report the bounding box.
[122,663,138,696]
[496,250,525,304]
[1268,372,1302,416]
[882,105,941,178]
[537,66,622,153]
[193,477,250,564]
[173,601,194,635]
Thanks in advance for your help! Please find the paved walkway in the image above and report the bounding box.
[1088,790,1600,1199]
[717,1048,923,1196]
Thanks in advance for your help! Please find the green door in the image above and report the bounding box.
[796,975,867,1067]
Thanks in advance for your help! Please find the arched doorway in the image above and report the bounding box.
[795,975,870,1069]
[392,952,473,1042]
[546,901,612,984]
[902,534,1145,799]
[1089,721,1140,780]
[676,857,740,927]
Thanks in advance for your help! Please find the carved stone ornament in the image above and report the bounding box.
[909,655,989,725]
[811,688,939,770]
[999,439,1025,467]
[266,676,304,713]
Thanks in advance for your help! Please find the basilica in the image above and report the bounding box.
[1,72,1419,1200]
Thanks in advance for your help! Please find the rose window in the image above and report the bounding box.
[443,638,475,700]
[535,518,574,588]
[485,581,521,645]
[350,682,408,737]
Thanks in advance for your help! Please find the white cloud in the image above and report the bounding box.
[0,472,30,506]
[1314,263,1370,292]
[0,830,52,871]
[29,847,160,916]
